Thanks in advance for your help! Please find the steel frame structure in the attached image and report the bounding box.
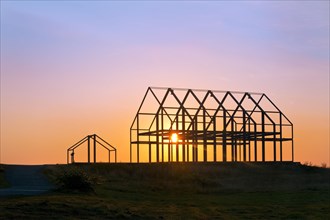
[130,87,293,163]
[67,134,117,164]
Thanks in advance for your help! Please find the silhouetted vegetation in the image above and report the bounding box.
[54,166,98,193]
[321,162,327,168]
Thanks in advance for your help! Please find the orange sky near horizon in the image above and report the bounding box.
[1,1,329,166]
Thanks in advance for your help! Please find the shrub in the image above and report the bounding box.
[56,166,95,193]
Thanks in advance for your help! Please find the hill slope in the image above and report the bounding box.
[1,162,329,219]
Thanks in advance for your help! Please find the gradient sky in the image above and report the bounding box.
[1,1,329,165]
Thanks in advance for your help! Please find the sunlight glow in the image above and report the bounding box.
[171,133,178,143]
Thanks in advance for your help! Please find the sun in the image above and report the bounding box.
[171,133,178,143]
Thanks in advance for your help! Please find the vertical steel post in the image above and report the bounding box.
[192,119,196,162]
[273,124,276,162]
[213,116,217,162]
[175,142,179,162]
[149,140,151,163]
[176,117,179,162]
[239,141,241,161]
[87,135,90,163]
[161,109,164,162]
[171,141,174,162]
[291,125,294,162]
[130,130,132,163]
[137,115,140,163]
[231,121,235,161]
[187,141,190,162]
[168,143,171,162]
[235,123,238,161]
[254,124,257,162]
[182,109,186,162]
[279,113,283,162]
[203,108,207,162]
[262,112,265,162]
[93,134,96,163]
[195,119,198,162]
[243,113,246,162]
[156,113,159,163]
[223,109,227,162]
[248,119,251,162]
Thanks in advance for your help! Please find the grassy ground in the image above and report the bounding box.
[1,162,329,219]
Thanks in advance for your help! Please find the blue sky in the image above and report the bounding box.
[1,1,329,164]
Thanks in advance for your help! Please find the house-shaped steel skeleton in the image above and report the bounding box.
[130,87,293,163]
[67,134,117,164]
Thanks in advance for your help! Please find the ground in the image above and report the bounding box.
[0,162,329,219]
[0,165,54,196]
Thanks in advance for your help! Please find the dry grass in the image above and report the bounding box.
[72,162,330,192]
[1,162,330,219]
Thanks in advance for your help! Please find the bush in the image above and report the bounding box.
[56,166,95,193]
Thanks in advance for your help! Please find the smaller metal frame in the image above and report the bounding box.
[67,134,117,164]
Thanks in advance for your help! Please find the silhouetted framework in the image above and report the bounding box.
[130,87,294,163]
[67,134,117,164]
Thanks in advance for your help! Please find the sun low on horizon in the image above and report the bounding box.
[0,1,329,166]
[171,133,178,143]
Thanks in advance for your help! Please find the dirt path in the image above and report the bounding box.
[0,165,54,197]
